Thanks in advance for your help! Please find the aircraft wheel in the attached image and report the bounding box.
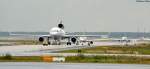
[88,42,91,46]
[58,42,61,45]
[67,42,71,45]
[90,41,93,44]
[43,44,48,46]
[48,42,51,45]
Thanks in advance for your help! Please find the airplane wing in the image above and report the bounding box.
[63,35,102,44]
[64,35,102,37]
[9,32,50,37]
[9,32,104,38]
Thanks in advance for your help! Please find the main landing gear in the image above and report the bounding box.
[67,42,71,45]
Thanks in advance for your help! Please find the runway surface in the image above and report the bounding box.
[0,42,122,53]
[10,53,150,57]
[0,41,144,56]
[0,62,149,69]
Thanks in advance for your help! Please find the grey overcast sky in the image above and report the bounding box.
[0,0,150,32]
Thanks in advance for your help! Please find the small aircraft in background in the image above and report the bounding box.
[111,36,131,42]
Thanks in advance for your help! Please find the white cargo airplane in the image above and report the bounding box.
[11,21,101,46]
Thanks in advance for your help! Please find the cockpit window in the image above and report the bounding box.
[52,29,60,32]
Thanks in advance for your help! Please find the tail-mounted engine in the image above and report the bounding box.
[58,23,64,29]
[58,21,64,29]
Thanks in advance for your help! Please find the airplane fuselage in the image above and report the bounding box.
[49,27,65,40]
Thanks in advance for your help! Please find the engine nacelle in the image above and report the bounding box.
[58,23,64,29]
[71,37,77,44]
[39,37,44,42]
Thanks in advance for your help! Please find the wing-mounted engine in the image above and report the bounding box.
[39,37,44,42]
[39,37,50,46]
[58,20,64,29]
[71,37,77,44]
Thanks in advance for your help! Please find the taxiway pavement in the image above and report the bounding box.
[0,41,145,56]
[0,62,149,69]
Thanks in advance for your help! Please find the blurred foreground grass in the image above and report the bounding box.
[66,55,150,64]
[0,56,42,62]
[60,43,150,55]
[0,55,149,64]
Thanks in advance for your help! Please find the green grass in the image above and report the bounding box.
[0,55,149,64]
[0,54,149,64]
[0,39,41,45]
[66,55,150,64]
[0,56,43,62]
[60,44,150,55]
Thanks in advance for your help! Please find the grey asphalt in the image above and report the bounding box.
[0,42,123,54]
[8,53,150,58]
[0,62,149,69]
[0,41,149,57]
